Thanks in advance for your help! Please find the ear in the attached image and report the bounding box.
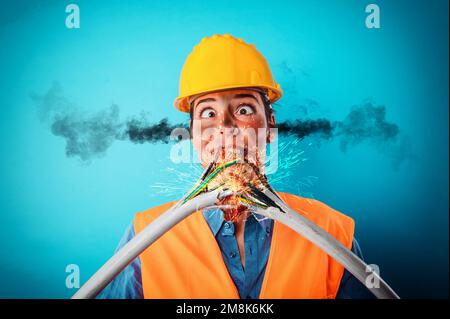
[266,111,276,143]
[189,103,196,140]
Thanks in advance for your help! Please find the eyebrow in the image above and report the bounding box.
[194,93,258,108]
[195,97,216,108]
[232,93,258,102]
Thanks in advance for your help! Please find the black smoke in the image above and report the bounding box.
[278,118,334,139]
[50,104,121,162]
[31,82,188,162]
[126,117,187,144]
[31,82,415,167]
[277,103,416,169]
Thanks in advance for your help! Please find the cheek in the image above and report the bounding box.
[238,116,267,141]
[191,121,203,151]
[237,112,267,129]
[192,121,216,152]
[251,120,266,131]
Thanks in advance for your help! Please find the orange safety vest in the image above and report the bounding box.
[133,192,355,299]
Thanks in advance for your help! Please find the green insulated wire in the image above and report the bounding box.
[237,195,269,209]
[182,159,240,204]
[182,159,271,211]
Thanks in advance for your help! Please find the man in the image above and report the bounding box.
[98,34,374,299]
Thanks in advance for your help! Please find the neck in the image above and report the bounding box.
[223,207,250,224]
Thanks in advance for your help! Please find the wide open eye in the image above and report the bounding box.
[236,104,255,116]
[200,108,216,119]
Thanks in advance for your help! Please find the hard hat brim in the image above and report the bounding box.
[174,84,282,113]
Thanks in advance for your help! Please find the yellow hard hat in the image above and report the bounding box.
[174,34,282,112]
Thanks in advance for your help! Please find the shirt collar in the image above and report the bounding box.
[202,208,273,237]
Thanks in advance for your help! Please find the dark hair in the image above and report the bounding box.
[188,91,274,135]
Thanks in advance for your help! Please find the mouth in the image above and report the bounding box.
[184,148,272,221]
[207,146,261,167]
[207,161,265,193]
[203,160,270,221]
[210,163,263,221]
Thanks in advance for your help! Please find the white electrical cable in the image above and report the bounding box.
[72,188,233,299]
[248,188,400,299]
[72,157,399,299]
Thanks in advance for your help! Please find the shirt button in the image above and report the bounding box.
[229,252,236,258]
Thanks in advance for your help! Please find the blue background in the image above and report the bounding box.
[0,0,448,298]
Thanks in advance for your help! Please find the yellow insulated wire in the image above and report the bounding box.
[182,159,240,203]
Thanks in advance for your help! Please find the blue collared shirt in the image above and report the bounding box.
[202,209,273,299]
[97,208,374,299]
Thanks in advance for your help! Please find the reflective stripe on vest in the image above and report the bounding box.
[133,192,355,299]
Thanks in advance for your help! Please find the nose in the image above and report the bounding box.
[214,110,240,153]
[218,109,239,135]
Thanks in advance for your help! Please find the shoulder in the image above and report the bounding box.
[134,200,178,229]
[277,192,355,241]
